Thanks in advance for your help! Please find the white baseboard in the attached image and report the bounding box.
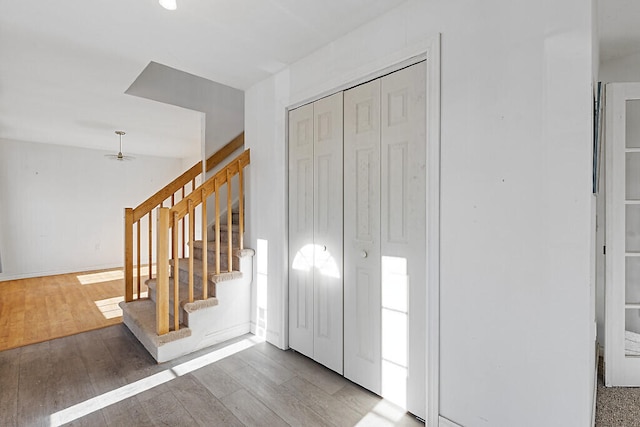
[197,323,251,350]
[0,263,123,282]
[439,415,464,427]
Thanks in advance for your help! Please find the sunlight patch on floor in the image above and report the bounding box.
[94,296,124,319]
[355,400,408,426]
[77,265,156,285]
[48,335,263,427]
[77,270,123,285]
[93,292,148,319]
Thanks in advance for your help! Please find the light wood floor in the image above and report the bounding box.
[0,326,423,426]
[0,267,148,351]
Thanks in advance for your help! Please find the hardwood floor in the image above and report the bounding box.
[0,326,423,426]
[0,267,149,351]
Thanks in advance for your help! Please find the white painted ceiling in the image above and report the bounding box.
[599,0,640,63]
[0,0,405,158]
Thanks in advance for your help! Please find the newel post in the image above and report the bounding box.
[124,208,134,302]
[156,207,170,335]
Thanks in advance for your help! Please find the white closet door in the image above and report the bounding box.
[289,103,314,359]
[344,78,382,394]
[313,93,344,373]
[381,62,426,417]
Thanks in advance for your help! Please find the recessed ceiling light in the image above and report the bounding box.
[159,0,177,11]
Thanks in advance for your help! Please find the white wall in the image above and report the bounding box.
[245,0,595,425]
[600,52,640,83]
[0,138,183,280]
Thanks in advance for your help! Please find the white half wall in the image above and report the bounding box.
[0,138,183,280]
[245,0,595,425]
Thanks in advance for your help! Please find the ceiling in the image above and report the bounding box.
[599,0,640,63]
[3,0,635,159]
[0,0,405,158]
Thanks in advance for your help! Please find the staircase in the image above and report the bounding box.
[119,134,253,363]
[120,214,254,363]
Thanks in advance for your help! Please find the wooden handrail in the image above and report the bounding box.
[133,132,244,223]
[170,151,250,221]
[124,132,244,303]
[206,133,245,173]
[155,149,250,334]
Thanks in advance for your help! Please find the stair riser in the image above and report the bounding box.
[174,267,208,289]
[207,231,240,246]
[213,212,240,224]
[192,249,239,270]
[148,286,185,324]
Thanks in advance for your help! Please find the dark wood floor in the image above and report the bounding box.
[0,325,423,426]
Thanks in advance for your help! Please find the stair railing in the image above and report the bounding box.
[156,149,250,335]
[124,132,244,303]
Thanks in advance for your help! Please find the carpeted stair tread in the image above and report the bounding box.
[210,223,240,233]
[118,299,191,346]
[170,258,243,283]
[146,277,218,303]
[192,241,254,257]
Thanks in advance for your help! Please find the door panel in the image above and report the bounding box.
[313,92,344,373]
[288,103,315,359]
[606,82,640,385]
[344,78,382,394]
[381,62,426,417]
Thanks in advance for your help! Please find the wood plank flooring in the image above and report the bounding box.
[0,268,149,351]
[0,326,423,426]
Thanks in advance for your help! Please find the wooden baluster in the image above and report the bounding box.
[215,180,221,275]
[148,210,153,281]
[156,207,170,335]
[192,178,196,193]
[136,220,141,299]
[172,194,176,262]
[181,186,186,257]
[170,195,175,260]
[201,189,208,300]
[227,170,233,273]
[124,208,134,302]
[188,199,194,303]
[172,211,179,332]
[238,162,244,251]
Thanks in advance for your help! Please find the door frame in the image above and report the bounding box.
[605,82,640,386]
[284,34,441,425]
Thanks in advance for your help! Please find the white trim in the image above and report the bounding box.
[439,415,464,427]
[0,263,123,282]
[287,54,427,111]
[425,33,442,427]
[592,343,599,427]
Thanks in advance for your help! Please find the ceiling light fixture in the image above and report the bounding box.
[105,131,135,161]
[159,0,177,10]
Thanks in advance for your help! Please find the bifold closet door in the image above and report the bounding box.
[289,102,314,359]
[288,93,344,374]
[344,78,382,394]
[344,62,426,417]
[312,93,344,373]
[381,62,426,416]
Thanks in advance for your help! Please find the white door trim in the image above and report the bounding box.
[284,33,442,425]
[424,33,441,427]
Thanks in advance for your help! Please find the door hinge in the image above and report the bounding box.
[603,245,606,255]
